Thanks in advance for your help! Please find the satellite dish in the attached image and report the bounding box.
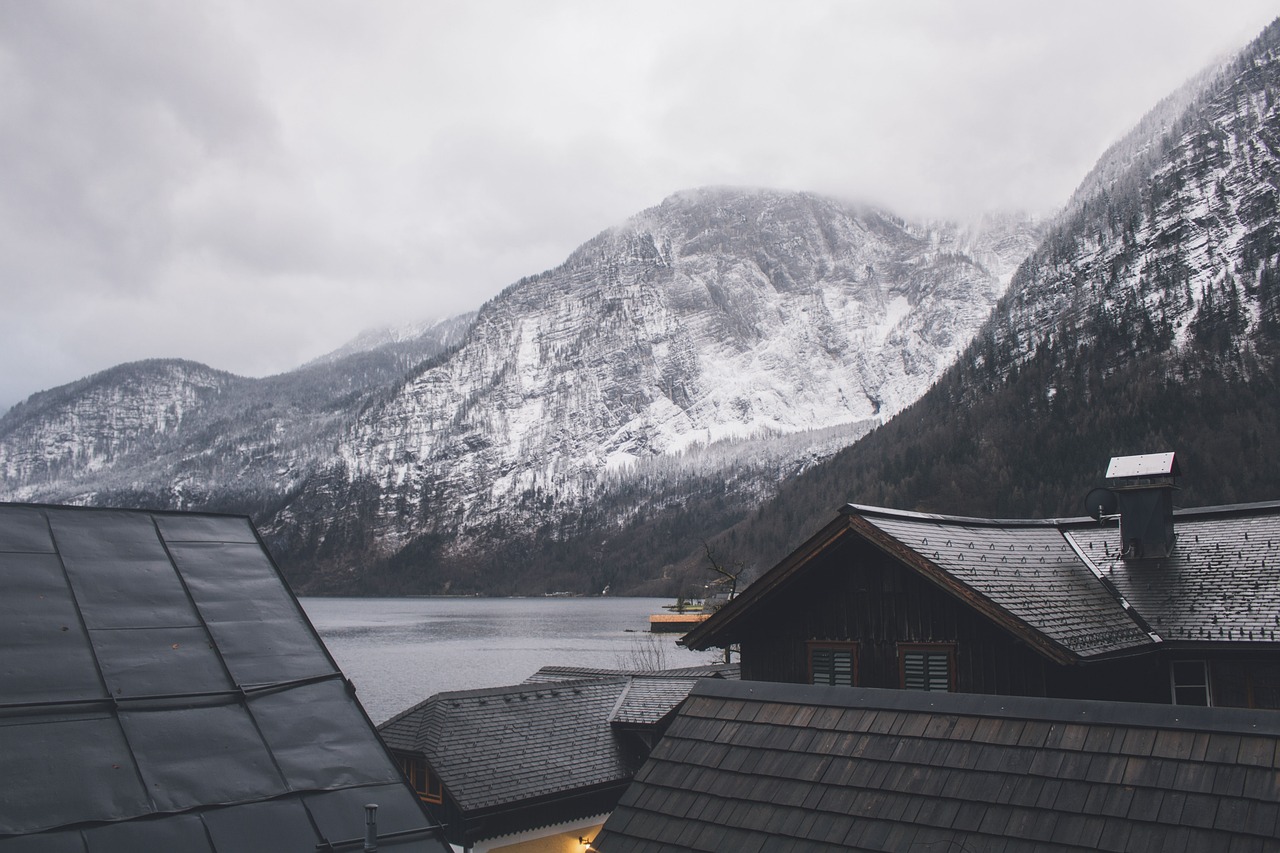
[1084,487,1118,521]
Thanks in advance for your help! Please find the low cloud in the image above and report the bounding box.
[1,0,1276,411]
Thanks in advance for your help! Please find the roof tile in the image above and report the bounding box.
[593,681,1280,853]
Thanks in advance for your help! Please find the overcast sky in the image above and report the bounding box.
[1,1,1276,412]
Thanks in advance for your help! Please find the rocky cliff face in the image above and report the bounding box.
[982,22,1280,379]
[0,315,472,510]
[272,189,1039,569]
[711,19,1280,576]
[0,360,236,489]
[0,188,1040,591]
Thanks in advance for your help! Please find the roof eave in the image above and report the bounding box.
[682,514,856,650]
[845,514,1082,667]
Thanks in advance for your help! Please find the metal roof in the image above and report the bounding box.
[1106,451,1180,479]
[593,679,1280,852]
[0,503,447,852]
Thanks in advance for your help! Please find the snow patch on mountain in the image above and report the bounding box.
[304,188,1041,545]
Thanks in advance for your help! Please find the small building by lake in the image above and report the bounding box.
[379,664,736,852]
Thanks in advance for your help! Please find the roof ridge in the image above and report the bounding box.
[846,499,1280,529]
[427,676,629,703]
[606,677,635,724]
[691,679,1280,736]
[1062,530,1163,643]
[842,503,1067,527]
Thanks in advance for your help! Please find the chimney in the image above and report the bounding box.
[1105,452,1180,560]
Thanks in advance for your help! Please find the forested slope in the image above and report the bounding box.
[703,18,1280,582]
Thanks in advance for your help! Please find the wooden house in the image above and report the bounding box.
[592,679,1280,851]
[378,665,736,853]
[683,454,1280,708]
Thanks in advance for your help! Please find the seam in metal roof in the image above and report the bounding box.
[0,503,447,852]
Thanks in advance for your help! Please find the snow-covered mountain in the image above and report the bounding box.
[0,315,473,512]
[0,188,1039,592]
[984,25,1280,376]
[710,18,1280,578]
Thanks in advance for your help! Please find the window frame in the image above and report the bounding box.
[898,643,956,692]
[1170,659,1212,707]
[394,752,444,804]
[807,641,859,687]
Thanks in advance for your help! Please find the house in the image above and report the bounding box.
[591,679,1280,852]
[378,665,736,853]
[682,453,1280,708]
[0,503,449,852]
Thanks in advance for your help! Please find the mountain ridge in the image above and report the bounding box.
[693,17,1280,585]
[0,187,1041,594]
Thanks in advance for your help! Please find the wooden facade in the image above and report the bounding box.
[733,533,1052,697]
[685,501,1280,710]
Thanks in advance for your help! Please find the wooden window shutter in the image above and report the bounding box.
[809,643,857,686]
[900,647,953,692]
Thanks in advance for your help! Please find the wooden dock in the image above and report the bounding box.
[648,612,711,633]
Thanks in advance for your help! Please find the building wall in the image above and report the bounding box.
[732,533,1280,708]
[735,535,1050,696]
[472,815,605,853]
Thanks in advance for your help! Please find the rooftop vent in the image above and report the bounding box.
[1090,452,1179,560]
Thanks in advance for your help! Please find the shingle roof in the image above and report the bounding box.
[862,510,1155,658]
[0,504,446,852]
[380,678,641,812]
[1069,503,1280,644]
[379,669,724,816]
[610,678,701,727]
[686,501,1280,662]
[593,679,1280,853]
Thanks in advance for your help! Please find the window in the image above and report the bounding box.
[1170,660,1211,706]
[394,753,443,804]
[899,645,954,692]
[808,642,858,686]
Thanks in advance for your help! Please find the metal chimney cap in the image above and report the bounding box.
[1106,452,1180,480]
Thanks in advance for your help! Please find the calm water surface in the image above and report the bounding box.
[300,596,717,723]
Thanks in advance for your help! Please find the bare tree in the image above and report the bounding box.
[703,542,744,663]
[615,633,670,671]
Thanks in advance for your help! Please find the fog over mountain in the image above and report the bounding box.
[1,1,1275,413]
[706,17,1280,581]
[0,189,1039,593]
[3,9,1277,597]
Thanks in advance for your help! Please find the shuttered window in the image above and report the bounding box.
[808,643,857,686]
[899,645,954,692]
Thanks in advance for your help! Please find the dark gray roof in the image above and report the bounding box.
[686,501,1280,661]
[611,678,701,727]
[1069,504,1280,644]
[379,679,641,812]
[0,504,446,852]
[864,511,1155,658]
[378,669,727,815]
[594,679,1280,853]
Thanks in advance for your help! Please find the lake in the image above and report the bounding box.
[300,596,720,723]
